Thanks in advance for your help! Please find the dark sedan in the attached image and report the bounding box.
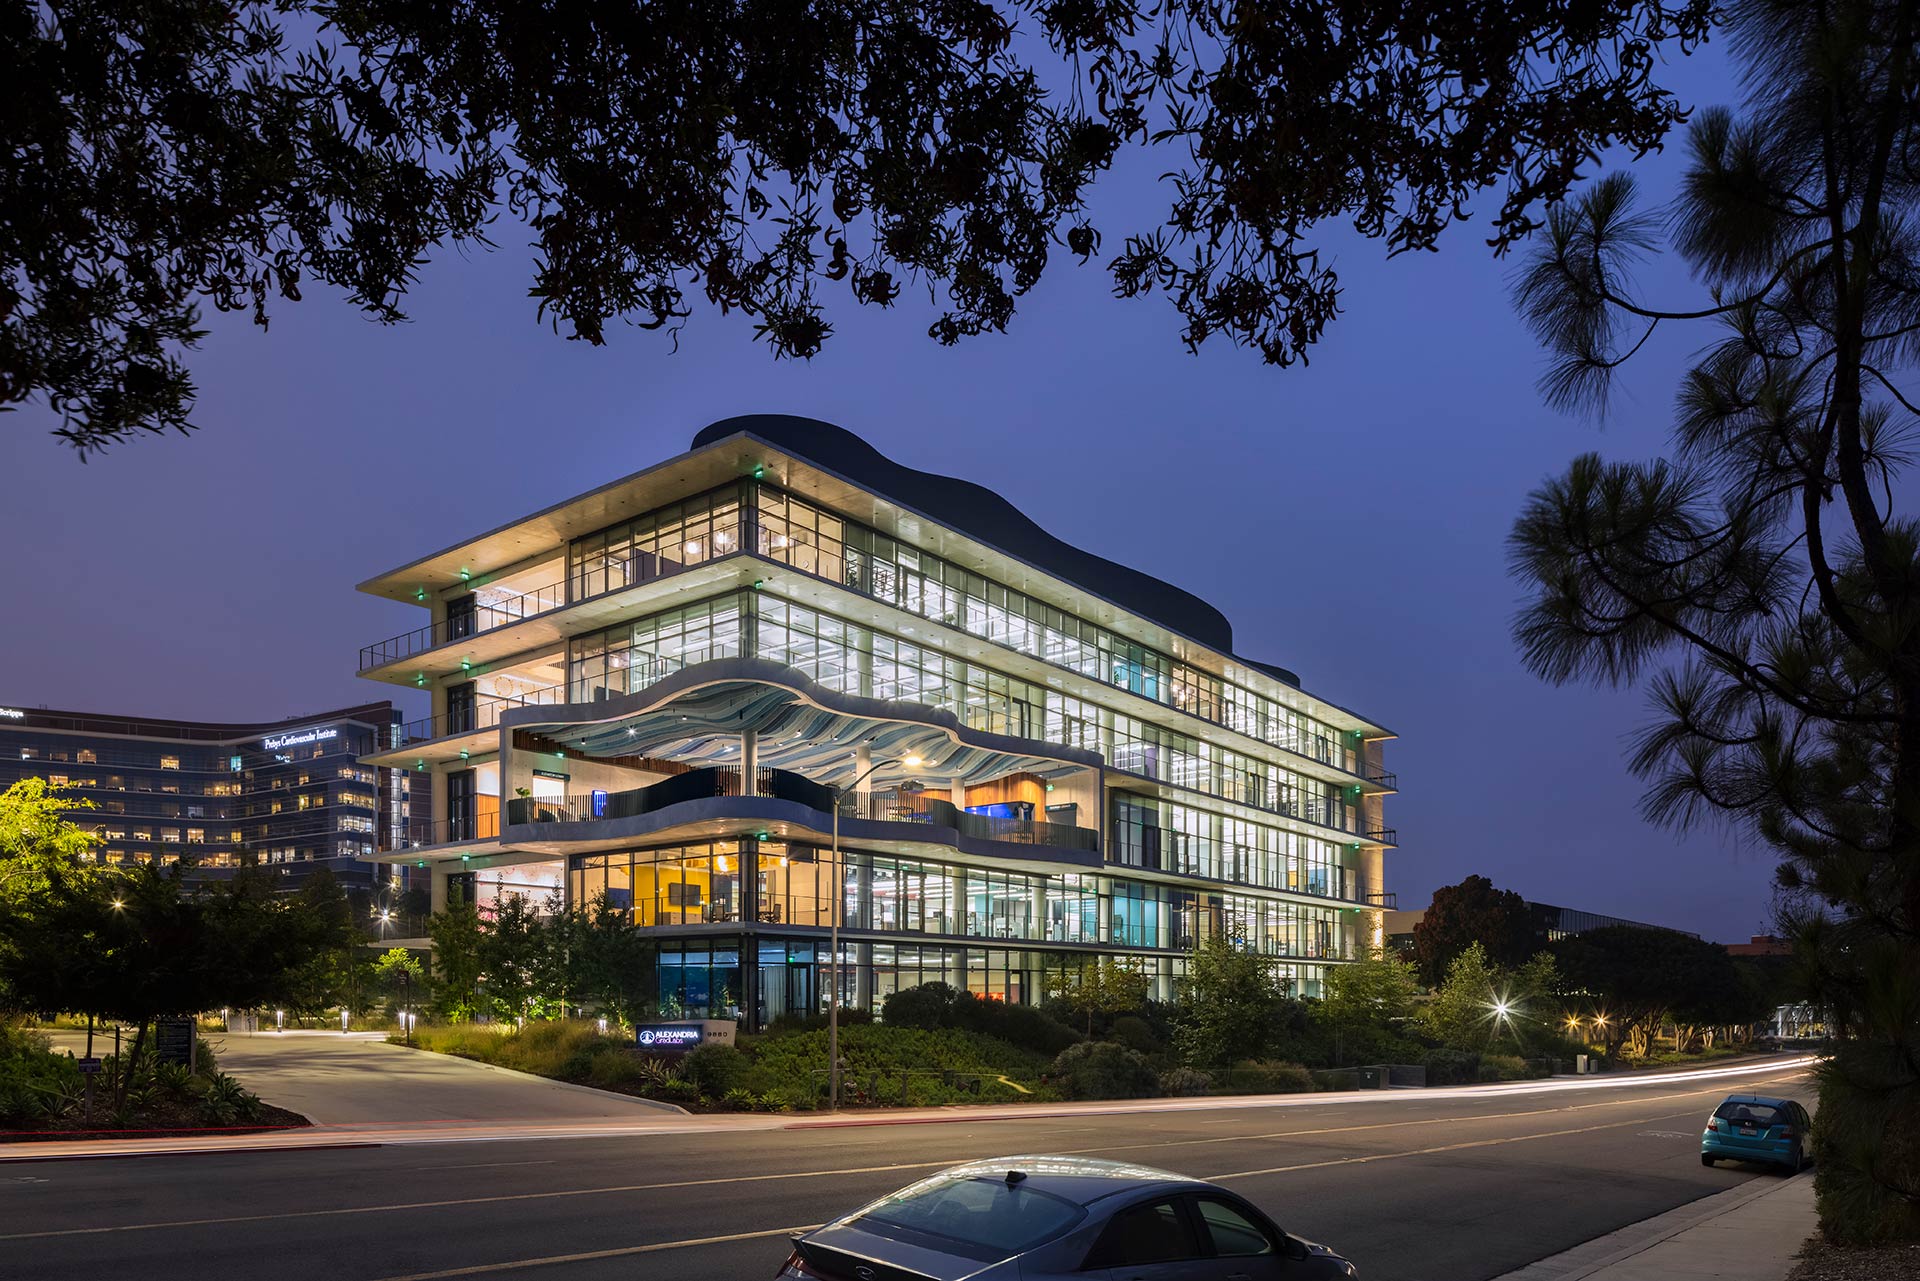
[778,1154,1357,1280]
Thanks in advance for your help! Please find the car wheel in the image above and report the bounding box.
[1787,1143,1804,1174]
[1701,1154,1715,1167]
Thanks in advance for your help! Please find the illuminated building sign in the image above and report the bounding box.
[0,708,24,720]
[262,726,338,751]
[635,1019,736,1053]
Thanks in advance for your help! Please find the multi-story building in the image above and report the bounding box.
[1384,900,1701,957]
[355,416,1396,1026]
[0,700,420,891]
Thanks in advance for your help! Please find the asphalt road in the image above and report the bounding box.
[0,1062,1813,1281]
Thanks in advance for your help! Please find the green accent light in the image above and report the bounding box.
[1045,783,1056,793]
[556,749,565,758]
[458,568,471,581]
[414,588,427,602]
[460,854,470,862]
[460,658,472,672]
[416,861,426,869]
[458,750,469,760]
[753,579,764,591]
[414,759,426,771]
[755,830,771,841]
[752,464,766,479]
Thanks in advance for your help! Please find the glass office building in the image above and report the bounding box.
[0,700,421,891]
[356,417,1396,1025]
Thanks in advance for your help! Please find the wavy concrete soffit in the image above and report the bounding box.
[490,658,1105,869]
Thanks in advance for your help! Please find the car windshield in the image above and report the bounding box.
[860,1176,1085,1255]
[1715,1101,1784,1126]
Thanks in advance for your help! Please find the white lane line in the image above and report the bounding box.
[408,1160,557,1171]
[370,1223,825,1281]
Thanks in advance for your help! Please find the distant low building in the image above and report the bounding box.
[1726,934,1792,957]
[1384,898,1699,957]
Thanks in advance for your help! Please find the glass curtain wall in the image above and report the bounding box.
[753,485,1367,773]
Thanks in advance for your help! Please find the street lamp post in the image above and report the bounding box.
[827,752,920,1111]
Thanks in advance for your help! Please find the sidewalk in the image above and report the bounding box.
[1495,1172,1816,1280]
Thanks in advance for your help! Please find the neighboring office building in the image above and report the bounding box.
[0,700,421,891]
[1383,900,1700,957]
[1726,934,1792,957]
[353,415,1397,1027]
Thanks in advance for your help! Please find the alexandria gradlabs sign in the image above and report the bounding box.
[635,1020,737,1052]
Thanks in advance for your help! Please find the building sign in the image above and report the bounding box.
[154,1016,197,1067]
[0,707,24,720]
[635,1019,736,1053]
[262,726,338,751]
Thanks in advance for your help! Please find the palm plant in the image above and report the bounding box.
[1508,0,1920,1242]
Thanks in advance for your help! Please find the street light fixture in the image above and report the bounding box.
[827,751,923,1111]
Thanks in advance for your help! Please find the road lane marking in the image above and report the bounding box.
[0,1161,946,1242]
[1205,1108,1703,1181]
[408,1160,557,1171]
[370,1223,825,1280]
[0,1072,1808,1244]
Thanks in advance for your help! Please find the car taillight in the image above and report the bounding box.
[777,1249,832,1280]
[1708,1119,1723,1132]
[1778,1125,1797,1138]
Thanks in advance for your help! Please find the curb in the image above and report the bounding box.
[1492,1173,1814,1280]
[375,1040,691,1116]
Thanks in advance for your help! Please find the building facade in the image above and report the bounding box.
[1383,901,1700,957]
[0,700,420,891]
[356,417,1396,1026]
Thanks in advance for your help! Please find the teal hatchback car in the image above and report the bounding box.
[1701,1093,1811,1172]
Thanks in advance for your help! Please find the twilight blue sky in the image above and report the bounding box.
[0,39,1777,942]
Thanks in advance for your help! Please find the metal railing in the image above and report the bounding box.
[1366,890,1399,909]
[1365,826,1398,845]
[359,579,568,670]
[390,811,502,849]
[361,524,745,672]
[501,767,1100,852]
[386,683,569,748]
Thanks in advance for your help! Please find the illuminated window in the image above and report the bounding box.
[159,755,180,770]
[186,828,205,844]
[78,749,97,764]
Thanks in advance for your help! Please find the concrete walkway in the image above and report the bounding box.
[42,1028,683,1125]
[1495,1171,1816,1280]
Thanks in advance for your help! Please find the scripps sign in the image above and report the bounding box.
[262,726,339,751]
[0,708,24,720]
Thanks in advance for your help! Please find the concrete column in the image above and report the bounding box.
[949,867,967,936]
[430,864,451,914]
[1031,880,1047,942]
[741,729,758,794]
[854,941,873,1011]
[855,742,872,819]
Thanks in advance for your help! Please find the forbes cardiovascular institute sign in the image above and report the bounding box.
[634,1020,736,1053]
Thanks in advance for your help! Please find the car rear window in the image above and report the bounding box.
[860,1176,1084,1255]
[1714,1101,1783,1126]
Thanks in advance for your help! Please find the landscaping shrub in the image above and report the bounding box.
[1159,1066,1213,1097]
[1110,1015,1164,1057]
[1476,1054,1540,1082]
[1423,1048,1482,1086]
[1215,1060,1317,1095]
[744,1023,1054,1106]
[1050,1042,1159,1100]
[881,983,1079,1056]
[682,1043,748,1097]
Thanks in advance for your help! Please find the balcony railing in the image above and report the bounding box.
[1366,890,1399,909]
[1365,826,1397,845]
[502,766,1099,853]
[360,579,567,670]
[1365,769,1398,790]
[361,524,746,673]
[384,683,570,749]
[390,811,502,850]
